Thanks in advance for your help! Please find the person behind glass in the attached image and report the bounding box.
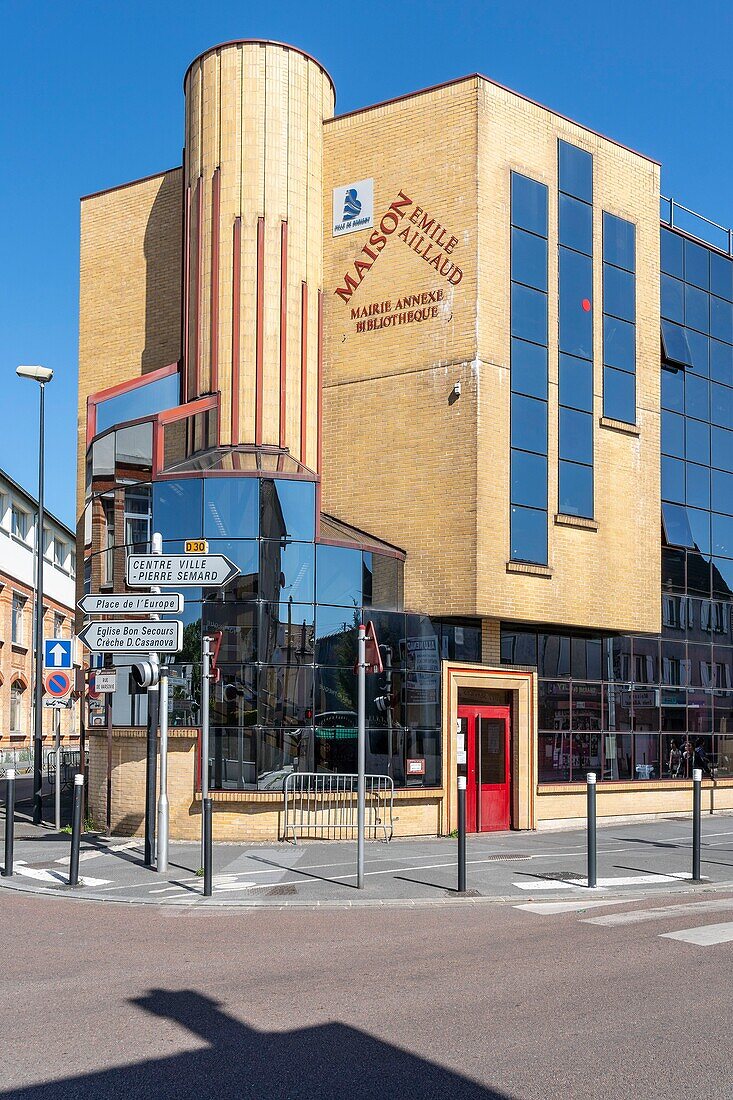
[668,739,682,778]
[680,737,694,779]
[694,738,712,778]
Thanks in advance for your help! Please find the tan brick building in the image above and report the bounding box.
[77,40,733,839]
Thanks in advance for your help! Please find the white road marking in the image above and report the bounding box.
[54,851,100,866]
[583,897,733,927]
[513,872,695,892]
[515,900,631,915]
[661,921,733,946]
[108,842,141,852]
[13,865,111,887]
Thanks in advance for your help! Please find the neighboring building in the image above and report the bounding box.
[0,470,78,751]
[76,40,733,839]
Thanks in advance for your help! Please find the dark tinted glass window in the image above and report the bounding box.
[153,479,203,539]
[661,274,685,323]
[558,140,592,202]
[685,239,709,290]
[258,603,314,665]
[203,478,258,539]
[686,418,710,465]
[662,410,685,457]
[688,507,711,555]
[661,229,684,278]
[686,329,709,376]
[603,213,635,271]
[260,478,315,541]
[685,284,709,333]
[511,450,548,509]
[711,253,733,302]
[711,297,733,343]
[511,173,548,236]
[559,461,593,518]
[713,513,733,558]
[712,383,733,430]
[511,282,547,344]
[661,320,694,368]
[661,366,684,412]
[559,248,593,358]
[511,227,547,291]
[662,503,695,548]
[603,315,635,372]
[511,339,548,399]
[686,463,710,510]
[604,367,635,423]
[686,373,709,421]
[559,194,592,255]
[711,340,733,386]
[510,506,547,564]
[315,545,362,607]
[661,456,685,503]
[259,665,314,728]
[604,264,635,322]
[511,393,548,454]
[559,408,593,464]
[559,354,593,412]
[712,469,733,514]
[712,427,733,473]
[260,539,314,603]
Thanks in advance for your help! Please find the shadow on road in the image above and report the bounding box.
[0,989,513,1098]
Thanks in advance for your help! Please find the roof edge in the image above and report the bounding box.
[183,39,335,99]
[80,166,182,204]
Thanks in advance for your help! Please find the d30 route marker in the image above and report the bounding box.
[125,554,239,588]
[78,620,183,653]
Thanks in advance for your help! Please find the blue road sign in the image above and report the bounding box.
[45,671,72,698]
[44,638,72,669]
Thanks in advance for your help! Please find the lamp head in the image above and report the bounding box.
[16,365,53,383]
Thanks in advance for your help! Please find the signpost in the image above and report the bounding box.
[356,622,382,890]
[78,593,184,615]
[43,639,72,669]
[126,554,239,588]
[77,620,183,654]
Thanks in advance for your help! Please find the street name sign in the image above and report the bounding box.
[78,620,183,653]
[126,554,239,588]
[78,593,184,615]
[94,670,118,693]
[43,639,72,669]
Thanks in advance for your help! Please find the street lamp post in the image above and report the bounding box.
[16,365,54,826]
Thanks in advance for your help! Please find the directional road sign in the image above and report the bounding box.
[44,670,72,699]
[126,554,239,588]
[78,592,184,615]
[78,620,183,653]
[44,638,72,669]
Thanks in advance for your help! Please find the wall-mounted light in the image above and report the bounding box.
[449,380,461,406]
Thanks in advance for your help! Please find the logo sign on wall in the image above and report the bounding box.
[332,178,374,237]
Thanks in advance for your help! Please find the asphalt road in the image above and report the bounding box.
[2,887,732,1099]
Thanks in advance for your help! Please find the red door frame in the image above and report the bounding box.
[458,705,511,832]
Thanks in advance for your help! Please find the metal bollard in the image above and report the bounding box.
[3,769,16,878]
[457,776,467,893]
[587,773,597,889]
[203,797,213,897]
[692,768,702,883]
[68,773,84,887]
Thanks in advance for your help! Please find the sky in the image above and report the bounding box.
[2,0,732,526]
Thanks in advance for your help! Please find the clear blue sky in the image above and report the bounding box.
[2,0,732,526]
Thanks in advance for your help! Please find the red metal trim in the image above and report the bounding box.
[182,184,192,402]
[279,221,288,449]
[87,362,179,410]
[316,536,406,562]
[80,166,182,204]
[183,40,336,98]
[152,419,164,472]
[300,281,308,465]
[317,288,323,475]
[231,217,242,443]
[326,73,659,166]
[157,394,218,425]
[194,176,204,398]
[255,216,265,446]
[210,168,221,396]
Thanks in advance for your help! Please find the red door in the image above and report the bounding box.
[458,705,511,832]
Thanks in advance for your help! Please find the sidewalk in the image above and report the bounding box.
[2,814,733,907]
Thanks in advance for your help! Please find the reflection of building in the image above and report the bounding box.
[78,40,733,838]
[0,470,79,755]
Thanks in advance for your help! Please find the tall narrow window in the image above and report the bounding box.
[603,212,637,424]
[510,172,549,564]
[558,140,594,518]
[11,593,25,645]
[10,681,24,732]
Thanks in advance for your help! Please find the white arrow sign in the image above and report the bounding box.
[78,620,183,653]
[125,554,240,588]
[78,593,184,615]
[49,643,67,666]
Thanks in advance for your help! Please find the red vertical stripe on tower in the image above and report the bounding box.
[279,221,288,449]
[209,168,221,395]
[231,217,242,443]
[255,216,265,446]
[317,288,323,475]
[182,184,192,403]
[300,281,308,465]
[193,177,204,397]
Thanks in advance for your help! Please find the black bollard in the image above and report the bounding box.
[3,769,15,878]
[692,768,702,883]
[203,797,213,897]
[587,772,597,889]
[457,776,466,893]
[68,774,84,887]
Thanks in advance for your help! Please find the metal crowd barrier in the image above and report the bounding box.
[0,749,33,779]
[283,773,394,844]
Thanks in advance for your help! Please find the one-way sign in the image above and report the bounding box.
[125,554,239,588]
[78,620,183,653]
[78,593,184,615]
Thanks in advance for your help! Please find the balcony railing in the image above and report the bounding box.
[661,196,733,257]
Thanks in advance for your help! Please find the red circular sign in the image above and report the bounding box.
[581,298,592,312]
[45,671,72,698]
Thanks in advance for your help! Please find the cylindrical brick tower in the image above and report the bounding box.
[182,40,335,470]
